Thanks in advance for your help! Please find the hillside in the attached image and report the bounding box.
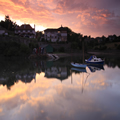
[93,42,120,50]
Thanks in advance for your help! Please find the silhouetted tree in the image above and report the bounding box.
[0,15,18,31]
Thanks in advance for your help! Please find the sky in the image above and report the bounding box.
[0,0,120,37]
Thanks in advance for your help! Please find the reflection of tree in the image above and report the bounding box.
[0,59,37,90]
[105,57,120,68]
[1,56,119,90]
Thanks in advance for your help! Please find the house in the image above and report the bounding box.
[15,24,36,38]
[44,25,67,42]
[96,37,103,43]
[0,26,8,35]
[108,35,115,42]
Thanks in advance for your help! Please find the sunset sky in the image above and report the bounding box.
[0,0,120,37]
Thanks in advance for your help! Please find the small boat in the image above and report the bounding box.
[71,62,87,68]
[85,55,104,64]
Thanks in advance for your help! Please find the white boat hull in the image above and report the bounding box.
[71,62,86,68]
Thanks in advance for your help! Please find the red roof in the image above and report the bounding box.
[15,24,34,30]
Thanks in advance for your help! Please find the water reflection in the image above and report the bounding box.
[87,64,104,72]
[0,57,120,120]
[1,57,120,90]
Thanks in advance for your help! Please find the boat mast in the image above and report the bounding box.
[82,37,84,64]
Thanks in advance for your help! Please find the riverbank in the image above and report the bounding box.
[87,50,120,57]
[1,50,120,60]
[54,50,120,58]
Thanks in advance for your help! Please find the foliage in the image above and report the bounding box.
[59,47,65,52]
[36,31,43,41]
[71,42,78,49]
[0,41,31,56]
[117,45,120,50]
[0,15,18,31]
[29,42,39,49]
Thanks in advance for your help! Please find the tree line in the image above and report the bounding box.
[0,15,18,31]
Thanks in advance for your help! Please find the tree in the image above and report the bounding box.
[0,15,18,31]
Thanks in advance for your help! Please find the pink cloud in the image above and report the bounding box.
[0,0,120,37]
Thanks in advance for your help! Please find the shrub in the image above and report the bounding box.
[20,44,30,54]
[117,45,120,50]
[59,47,65,52]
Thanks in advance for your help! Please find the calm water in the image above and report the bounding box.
[0,56,120,120]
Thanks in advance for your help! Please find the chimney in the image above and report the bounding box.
[34,24,35,30]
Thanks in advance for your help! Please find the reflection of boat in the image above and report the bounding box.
[71,67,87,73]
[47,54,59,61]
[71,62,86,68]
[85,55,104,64]
[71,67,90,93]
[87,64,104,72]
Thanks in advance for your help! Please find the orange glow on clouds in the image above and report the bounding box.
[0,0,120,37]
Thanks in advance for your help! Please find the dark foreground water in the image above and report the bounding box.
[0,56,120,120]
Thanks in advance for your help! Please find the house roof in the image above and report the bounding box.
[15,24,34,30]
[58,26,67,31]
[44,26,67,33]
[44,29,58,32]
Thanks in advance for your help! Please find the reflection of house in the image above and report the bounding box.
[15,24,36,38]
[45,67,68,81]
[0,77,9,84]
[44,25,67,42]
[16,73,36,83]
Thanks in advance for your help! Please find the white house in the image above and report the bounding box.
[44,25,67,42]
[15,24,36,38]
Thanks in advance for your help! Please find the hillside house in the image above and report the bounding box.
[15,24,36,38]
[0,26,8,35]
[44,25,67,42]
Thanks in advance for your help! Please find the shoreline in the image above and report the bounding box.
[0,50,120,60]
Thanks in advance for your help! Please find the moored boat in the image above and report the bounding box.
[71,62,87,68]
[85,55,104,64]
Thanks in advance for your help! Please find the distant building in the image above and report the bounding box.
[108,35,115,42]
[0,26,8,35]
[44,25,67,42]
[96,37,103,43]
[15,24,36,38]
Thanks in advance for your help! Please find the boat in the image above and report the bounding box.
[71,38,86,68]
[85,55,104,64]
[71,62,87,68]
[71,66,90,93]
